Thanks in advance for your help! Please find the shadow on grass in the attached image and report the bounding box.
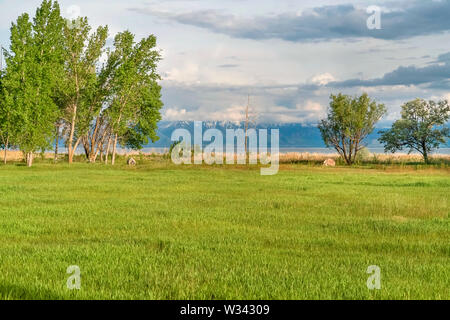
[0,282,63,300]
[14,163,27,167]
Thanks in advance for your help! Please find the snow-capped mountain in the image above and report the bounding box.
[145,121,385,148]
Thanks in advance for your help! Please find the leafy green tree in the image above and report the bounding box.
[3,1,64,166]
[2,1,162,166]
[319,93,386,165]
[59,16,108,164]
[0,67,14,164]
[78,42,118,163]
[2,13,33,165]
[379,99,450,163]
[87,31,162,165]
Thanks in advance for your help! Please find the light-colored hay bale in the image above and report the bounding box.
[323,158,336,167]
[127,157,137,166]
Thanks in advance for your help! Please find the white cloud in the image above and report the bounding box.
[1,0,449,125]
[164,108,187,120]
[310,73,335,85]
[209,105,246,123]
[164,62,200,83]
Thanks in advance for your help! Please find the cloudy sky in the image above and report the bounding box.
[1,0,450,124]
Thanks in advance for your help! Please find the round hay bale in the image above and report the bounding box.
[323,158,336,167]
[127,157,137,166]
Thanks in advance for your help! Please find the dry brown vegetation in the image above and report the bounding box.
[278,152,450,164]
[3,149,450,165]
[1,150,57,162]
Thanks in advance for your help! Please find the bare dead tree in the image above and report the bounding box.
[242,94,259,154]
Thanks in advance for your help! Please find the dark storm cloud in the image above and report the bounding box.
[330,52,450,88]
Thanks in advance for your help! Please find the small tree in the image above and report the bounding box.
[319,93,386,165]
[379,99,450,164]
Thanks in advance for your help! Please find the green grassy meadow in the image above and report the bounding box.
[0,162,448,300]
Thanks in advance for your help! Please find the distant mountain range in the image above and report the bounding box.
[145,121,385,148]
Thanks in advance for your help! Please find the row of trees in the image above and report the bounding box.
[319,93,450,164]
[0,1,163,166]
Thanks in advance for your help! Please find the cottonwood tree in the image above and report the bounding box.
[319,93,386,165]
[0,68,13,164]
[3,1,64,166]
[80,44,119,163]
[59,17,108,164]
[93,31,162,165]
[2,1,163,166]
[379,99,450,163]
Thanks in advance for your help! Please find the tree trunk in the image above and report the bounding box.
[341,136,351,165]
[68,120,75,164]
[105,135,112,164]
[348,139,353,165]
[422,142,429,164]
[26,152,33,167]
[99,140,104,163]
[423,150,429,164]
[68,100,78,164]
[111,134,118,165]
[82,137,90,160]
[68,71,80,164]
[54,124,60,163]
[343,150,351,165]
[93,149,101,163]
[3,136,8,165]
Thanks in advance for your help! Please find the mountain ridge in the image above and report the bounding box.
[146,121,385,148]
